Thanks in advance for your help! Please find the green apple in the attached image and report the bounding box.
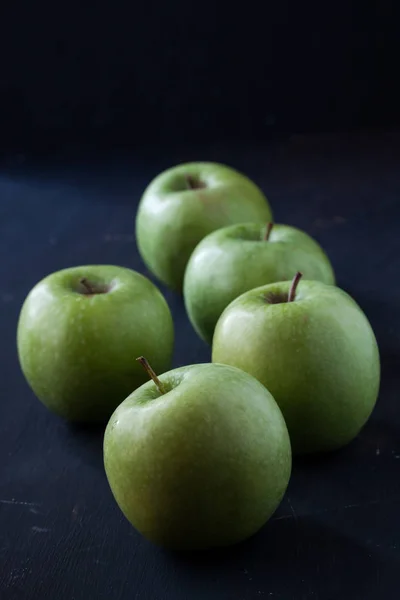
[184,222,335,344]
[135,162,272,290]
[104,359,291,550]
[212,273,380,454]
[17,265,174,422]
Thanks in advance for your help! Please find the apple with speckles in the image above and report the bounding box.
[17,266,174,422]
[184,222,335,344]
[212,273,380,454]
[135,162,273,290]
[104,359,291,550]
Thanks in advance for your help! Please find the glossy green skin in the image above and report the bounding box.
[184,222,335,344]
[104,363,291,550]
[212,280,380,454]
[17,266,174,423]
[136,162,272,290]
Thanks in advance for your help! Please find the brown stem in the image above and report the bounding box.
[288,272,303,302]
[263,222,274,241]
[185,175,196,190]
[80,277,95,294]
[136,356,166,395]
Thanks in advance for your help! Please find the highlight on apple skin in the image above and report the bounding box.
[104,360,291,550]
[212,274,380,455]
[135,161,273,290]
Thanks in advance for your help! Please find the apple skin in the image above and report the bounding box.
[103,363,291,550]
[17,265,174,423]
[212,280,380,454]
[135,162,272,290]
[184,222,335,344]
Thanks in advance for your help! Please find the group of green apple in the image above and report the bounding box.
[17,162,380,551]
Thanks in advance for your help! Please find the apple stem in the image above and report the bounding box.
[80,278,95,294]
[136,356,167,395]
[288,272,303,302]
[263,222,274,241]
[185,175,196,190]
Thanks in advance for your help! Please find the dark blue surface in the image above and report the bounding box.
[1,133,399,599]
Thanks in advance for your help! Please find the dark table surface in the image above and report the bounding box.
[1,132,399,600]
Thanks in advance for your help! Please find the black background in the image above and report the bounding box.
[0,1,399,155]
[1,3,400,599]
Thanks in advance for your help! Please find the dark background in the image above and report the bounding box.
[0,1,399,156]
[1,3,400,599]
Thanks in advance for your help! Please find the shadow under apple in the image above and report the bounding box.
[170,514,396,599]
[63,420,106,472]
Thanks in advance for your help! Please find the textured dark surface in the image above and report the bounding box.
[1,133,400,599]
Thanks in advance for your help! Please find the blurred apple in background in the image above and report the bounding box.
[184,222,335,344]
[136,162,272,290]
